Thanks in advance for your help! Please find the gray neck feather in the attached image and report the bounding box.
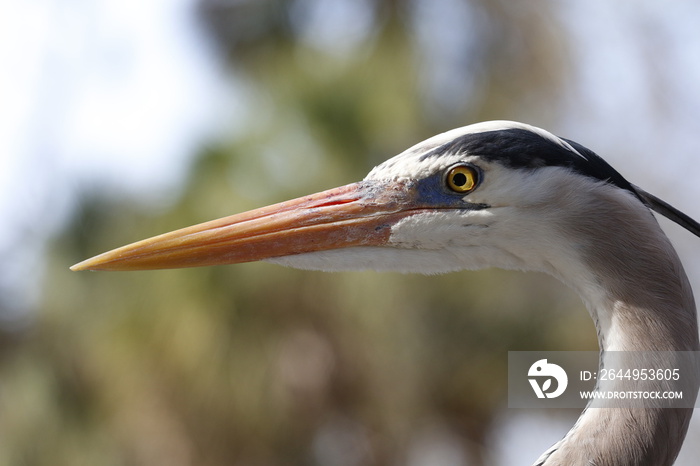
[536,184,699,466]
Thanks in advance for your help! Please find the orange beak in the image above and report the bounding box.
[70,181,419,272]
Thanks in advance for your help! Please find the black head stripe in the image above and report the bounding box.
[559,138,638,197]
[426,128,639,198]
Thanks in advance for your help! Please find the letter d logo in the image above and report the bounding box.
[528,359,568,399]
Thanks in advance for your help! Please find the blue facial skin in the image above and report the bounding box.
[413,167,489,211]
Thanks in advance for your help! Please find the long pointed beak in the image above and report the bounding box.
[71,181,416,272]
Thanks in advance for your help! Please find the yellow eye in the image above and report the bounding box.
[446,165,479,193]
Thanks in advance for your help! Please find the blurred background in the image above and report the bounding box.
[2,0,700,464]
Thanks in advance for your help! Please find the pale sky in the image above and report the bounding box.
[0,0,228,322]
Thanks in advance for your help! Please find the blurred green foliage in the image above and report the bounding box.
[0,1,597,465]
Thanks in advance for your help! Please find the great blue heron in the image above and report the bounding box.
[72,121,700,465]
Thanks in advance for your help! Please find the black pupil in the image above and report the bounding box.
[452,172,468,187]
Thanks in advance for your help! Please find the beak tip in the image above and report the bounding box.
[71,256,106,271]
[70,261,89,272]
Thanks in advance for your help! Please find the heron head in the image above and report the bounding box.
[71,121,697,275]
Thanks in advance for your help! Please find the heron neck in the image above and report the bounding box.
[546,186,699,352]
[538,191,699,465]
[578,224,697,353]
